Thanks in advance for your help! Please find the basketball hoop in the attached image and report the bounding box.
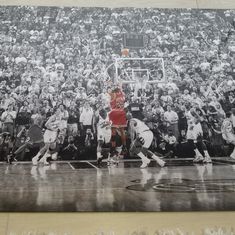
[115,57,166,82]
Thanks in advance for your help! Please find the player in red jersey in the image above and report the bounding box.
[108,98,127,157]
[109,87,125,110]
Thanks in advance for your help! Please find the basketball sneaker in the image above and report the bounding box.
[156,158,166,167]
[193,149,204,163]
[203,155,212,164]
[230,154,235,160]
[193,155,204,163]
[43,155,50,166]
[6,154,12,164]
[38,153,50,165]
[140,158,151,168]
[32,156,39,165]
[107,157,118,167]
[230,149,235,160]
[151,154,166,167]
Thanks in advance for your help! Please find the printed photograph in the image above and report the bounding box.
[1,6,235,212]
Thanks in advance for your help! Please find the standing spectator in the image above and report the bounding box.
[164,105,179,140]
[1,104,17,136]
[67,108,80,137]
[58,104,69,144]
[79,102,94,137]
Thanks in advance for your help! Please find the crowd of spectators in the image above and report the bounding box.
[1,6,235,161]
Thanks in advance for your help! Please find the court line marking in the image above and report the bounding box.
[0,158,204,164]
[68,162,75,170]
[86,161,99,170]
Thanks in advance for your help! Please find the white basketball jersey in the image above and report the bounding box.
[132,118,149,135]
[97,114,111,143]
[46,115,61,131]
[97,115,109,128]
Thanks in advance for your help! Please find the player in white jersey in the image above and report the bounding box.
[32,108,61,165]
[128,116,165,168]
[96,109,112,166]
[221,112,235,159]
[187,109,212,163]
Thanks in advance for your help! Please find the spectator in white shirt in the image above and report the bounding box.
[181,89,191,101]
[190,92,203,108]
[80,102,94,135]
[164,105,179,140]
[1,104,17,136]
[160,90,173,107]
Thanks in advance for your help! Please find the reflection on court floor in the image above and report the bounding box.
[0,158,235,212]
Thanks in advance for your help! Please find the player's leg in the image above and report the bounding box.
[130,138,150,168]
[139,131,165,167]
[39,149,50,165]
[115,145,123,165]
[109,127,121,165]
[195,136,212,163]
[119,127,127,153]
[97,139,104,166]
[224,134,235,159]
[192,138,204,163]
[110,127,117,154]
[32,143,47,165]
[143,148,165,167]
[97,126,106,165]
[201,141,212,163]
[6,141,32,164]
[14,141,33,156]
[33,129,59,165]
[51,152,58,161]
[230,145,235,160]
[39,142,58,165]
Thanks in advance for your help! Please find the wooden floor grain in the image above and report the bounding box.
[2,0,235,234]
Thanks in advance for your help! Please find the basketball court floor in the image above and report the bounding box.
[1,158,235,212]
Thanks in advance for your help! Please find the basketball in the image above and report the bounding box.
[121,48,129,57]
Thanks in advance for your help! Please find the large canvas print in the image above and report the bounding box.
[1,6,235,211]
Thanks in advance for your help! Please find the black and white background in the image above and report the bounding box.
[1,6,235,212]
